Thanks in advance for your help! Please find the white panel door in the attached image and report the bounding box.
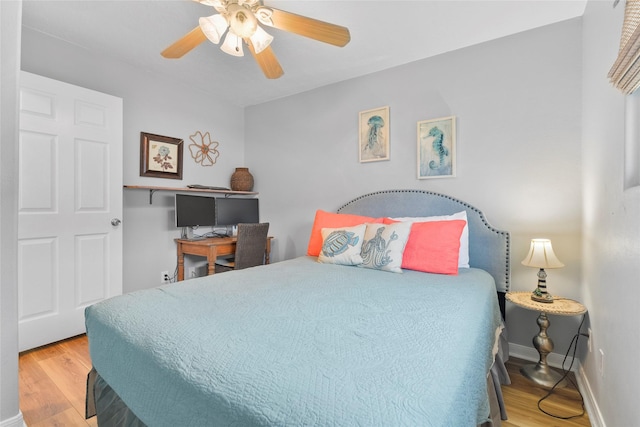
[18,71,123,351]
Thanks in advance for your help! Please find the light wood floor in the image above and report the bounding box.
[19,335,590,426]
[501,358,591,427]
[19,335,97,427]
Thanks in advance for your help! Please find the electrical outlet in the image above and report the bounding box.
[588,328,592,353]
[161,271,170,284]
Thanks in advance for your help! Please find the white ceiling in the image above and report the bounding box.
[21,0,587,107]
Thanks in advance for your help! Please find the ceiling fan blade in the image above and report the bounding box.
[161,26,208,58]
[246,40,284,79]
[262,8,350,47]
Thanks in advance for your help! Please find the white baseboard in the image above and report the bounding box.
[576,363,606,427]
[0,411,25,427]
[509,342,605,427]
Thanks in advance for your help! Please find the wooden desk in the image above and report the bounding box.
[175,236,272,281]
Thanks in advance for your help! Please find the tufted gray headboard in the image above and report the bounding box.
[338,190,510,316]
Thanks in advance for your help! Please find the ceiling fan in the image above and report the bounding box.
[161,0,351,79]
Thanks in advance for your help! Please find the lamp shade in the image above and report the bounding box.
[521,239,564,269]
[199,14,228,45]
[249,25,273,54]
[221,32,244,57]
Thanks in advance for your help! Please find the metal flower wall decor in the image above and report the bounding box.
[189,131,220,166]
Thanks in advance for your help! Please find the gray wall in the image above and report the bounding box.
[582,1,640,425]
[246,19,584,352]
[21,27,246,292]
[1,2,23,425]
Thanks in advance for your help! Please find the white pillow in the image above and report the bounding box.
[392,211,469,268]
[318,224,366,266]
[360,222,412,273]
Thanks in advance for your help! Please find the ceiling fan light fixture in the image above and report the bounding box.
[195,0,223,7]
[227,3,258,38]
[199,14,228,44]
[249,26,273,54]
[254,6,274,26]
[163,1,349,79]
[220,31,244,57]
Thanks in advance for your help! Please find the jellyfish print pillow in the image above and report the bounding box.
[317,224,367,266]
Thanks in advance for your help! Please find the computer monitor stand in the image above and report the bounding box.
[180,227,205,240]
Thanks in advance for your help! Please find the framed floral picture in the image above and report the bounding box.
[359,106,390,162]
[417,116,456,179]
[140,132,183,179]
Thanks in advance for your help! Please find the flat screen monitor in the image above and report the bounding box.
[216,197,259,226]
[175,194,217,228]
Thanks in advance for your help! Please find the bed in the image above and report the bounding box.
[85,189,511,426]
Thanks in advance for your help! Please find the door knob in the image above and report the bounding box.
[111,218,122,226]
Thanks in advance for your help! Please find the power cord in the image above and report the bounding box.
[537,314,587,419]
[170,265,178,283]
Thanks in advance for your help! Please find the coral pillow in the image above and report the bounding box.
[307,210,383,257]
[399,220,466,275]
[385,211,470,268]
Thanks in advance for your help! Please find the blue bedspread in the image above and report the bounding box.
[86,256,502,426]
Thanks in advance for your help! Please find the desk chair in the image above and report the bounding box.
[215,223,270,273]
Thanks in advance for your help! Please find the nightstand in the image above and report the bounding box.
[506,291,587,388]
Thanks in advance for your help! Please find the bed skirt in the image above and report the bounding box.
[87,347,511,427]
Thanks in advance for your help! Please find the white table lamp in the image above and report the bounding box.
[521,238,564,303]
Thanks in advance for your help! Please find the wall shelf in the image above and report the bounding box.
[124,185,258,204]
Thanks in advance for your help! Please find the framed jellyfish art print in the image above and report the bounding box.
[140,132,184,180]
[359,106,390,162]
[417,116,456,179]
